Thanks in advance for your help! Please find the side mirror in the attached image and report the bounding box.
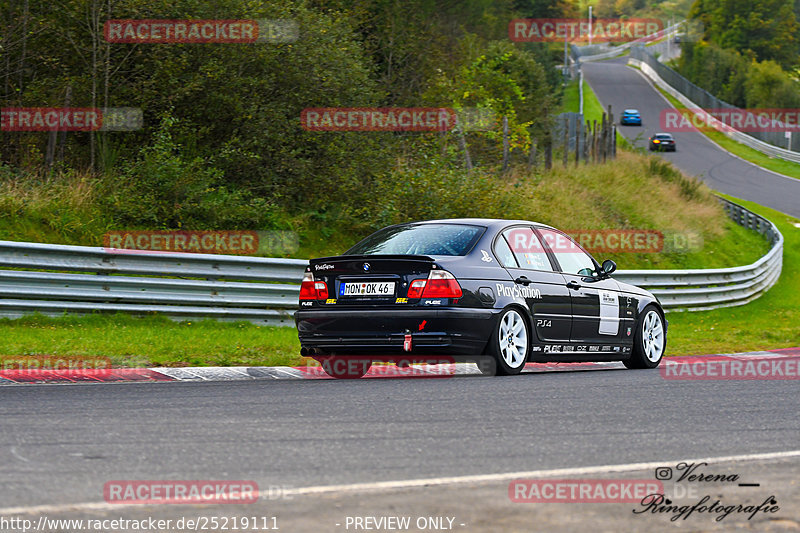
[601,259,617,277]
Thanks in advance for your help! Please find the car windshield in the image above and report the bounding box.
[346,223,485,256]
[624,110,639,114]
[656,134,673,139]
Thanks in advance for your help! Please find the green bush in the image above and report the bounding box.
[100,112,279,230]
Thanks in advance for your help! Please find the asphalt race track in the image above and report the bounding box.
[2,58,800,533]
[1,371,799,531]
[583,57,800,218]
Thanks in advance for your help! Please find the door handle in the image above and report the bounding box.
[514,276,532,286]
[566,280,581,290]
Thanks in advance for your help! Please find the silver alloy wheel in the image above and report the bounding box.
[642,310,665,362]
[498,310,528,369]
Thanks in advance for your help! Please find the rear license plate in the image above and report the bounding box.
[339,281,396,297]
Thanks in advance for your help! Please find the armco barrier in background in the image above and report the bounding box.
[629,46,800,161]
[0,242,307,326]
[613,198,783,311]
[571,21,683,63]
[0,198,783,323]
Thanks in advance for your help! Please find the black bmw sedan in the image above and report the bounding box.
[649,133,676,151]
[295,219,667,378]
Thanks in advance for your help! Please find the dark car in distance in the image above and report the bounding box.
[620,109,642,126]
[295,220,667,378]
[649,132,676,151]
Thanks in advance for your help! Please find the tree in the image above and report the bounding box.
[689,0,799,68]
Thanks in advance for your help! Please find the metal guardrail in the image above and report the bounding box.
[0,198,782,322]
[572,22,683,63]
[0,242,307,325]
[613,198,783,311]
[629,47,800,161]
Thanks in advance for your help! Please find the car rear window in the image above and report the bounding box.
[346,224,485,256]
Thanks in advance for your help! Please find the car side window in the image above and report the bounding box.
[537,228,596,276]
[501,227,553,271]
[493,235,518,268]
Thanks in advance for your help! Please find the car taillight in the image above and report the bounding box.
[653,139,660,144]
[407,279,427,299]
[299,272,328,300]
[407,270,462,299]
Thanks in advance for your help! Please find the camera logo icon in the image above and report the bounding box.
[654,467,673,480]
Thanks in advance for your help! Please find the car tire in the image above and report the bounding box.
[484,307,530,376]
[623,305,666,369]
[319,357,371,379]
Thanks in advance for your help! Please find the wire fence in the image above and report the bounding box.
[630,46,800,154]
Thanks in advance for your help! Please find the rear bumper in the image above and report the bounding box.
[295,307,499,355]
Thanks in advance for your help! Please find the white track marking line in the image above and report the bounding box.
[286,449,800,496]
[3,450,799,515]
[9,447,30,463]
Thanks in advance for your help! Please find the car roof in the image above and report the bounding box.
[653,132,674,137]
[394,218,556,231]
[623,109,639,113]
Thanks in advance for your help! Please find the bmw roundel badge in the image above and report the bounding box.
[363,263,370,272]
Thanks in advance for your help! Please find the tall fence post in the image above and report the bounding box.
[528,137,538,170]
[458,130,473,170]
[501,116,509,172]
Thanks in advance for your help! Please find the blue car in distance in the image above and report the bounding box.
[620,109,642,126]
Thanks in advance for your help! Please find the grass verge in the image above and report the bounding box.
[560,79,580,113]
[664,195,800,355]
[580,75,628,147]
[0,314,305,368]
